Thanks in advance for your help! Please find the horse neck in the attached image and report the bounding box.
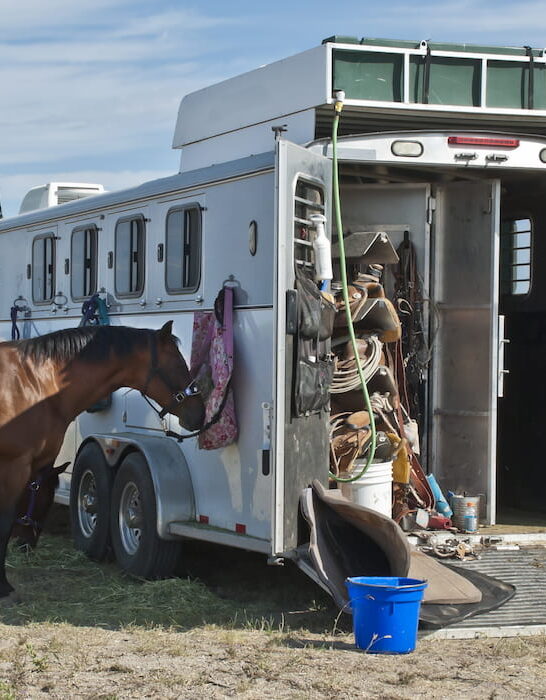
[57,348,148,421]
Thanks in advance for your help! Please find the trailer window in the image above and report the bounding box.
[501,217,532,295]
[165,205,201,293]
[115,216,145,297]
[31,234,55,303]
[71,225,98,300]
[294,180,325,271]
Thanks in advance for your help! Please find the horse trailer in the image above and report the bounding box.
[1,37,545,587]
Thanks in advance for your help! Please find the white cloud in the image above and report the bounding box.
[0,168,175,219]
[0,1,247,212]
[371,0,546,38]
[0,0,130,37]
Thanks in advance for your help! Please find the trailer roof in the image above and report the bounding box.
[323,36,545,58]
[0,151,274,232]
[173,38,546,161]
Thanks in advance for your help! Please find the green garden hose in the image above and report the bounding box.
[329,95,377,483]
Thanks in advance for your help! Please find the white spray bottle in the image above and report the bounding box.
[310,214,333,284]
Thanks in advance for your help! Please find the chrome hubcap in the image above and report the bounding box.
[78,469,98,538]
[118,481,142,555]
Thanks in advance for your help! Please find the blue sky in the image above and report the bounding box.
[2,0,546,217]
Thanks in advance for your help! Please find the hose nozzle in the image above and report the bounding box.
[334,89,345,114]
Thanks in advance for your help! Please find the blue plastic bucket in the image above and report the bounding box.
[345,576,427,654]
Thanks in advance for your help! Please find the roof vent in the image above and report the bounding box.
[19,182,105,214]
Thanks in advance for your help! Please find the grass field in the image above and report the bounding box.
[1,508,546,699]
[2,508,338,634]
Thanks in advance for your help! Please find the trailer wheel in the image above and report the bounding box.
[70,442,113,561]
[110,452,181,579]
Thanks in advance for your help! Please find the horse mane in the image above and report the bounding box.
[17,325,150,365]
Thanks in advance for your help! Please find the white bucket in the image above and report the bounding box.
[340,460,393,518]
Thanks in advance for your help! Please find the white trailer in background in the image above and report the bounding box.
[0,37,545,583]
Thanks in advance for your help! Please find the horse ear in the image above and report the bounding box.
[158,321,174,340]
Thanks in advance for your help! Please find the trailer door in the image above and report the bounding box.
[273,139,332,555]
[431,180,501,524]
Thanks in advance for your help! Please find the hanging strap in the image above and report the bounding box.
[524,46,535,109]
[80,292,110,327]
[423,45,432,104]
[10,305,20,340]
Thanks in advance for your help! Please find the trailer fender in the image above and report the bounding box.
[89,432,195,540]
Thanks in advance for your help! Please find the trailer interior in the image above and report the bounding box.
[334,159,546,525]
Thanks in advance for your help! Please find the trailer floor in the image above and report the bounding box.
[420,543,546,639]
[480,508,546,535]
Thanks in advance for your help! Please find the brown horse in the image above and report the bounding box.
[0,321,205,601]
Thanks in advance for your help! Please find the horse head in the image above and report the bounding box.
[12,462,70,550]
[145,321,205,432]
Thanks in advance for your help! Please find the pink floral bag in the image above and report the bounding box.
[190,286,238,450]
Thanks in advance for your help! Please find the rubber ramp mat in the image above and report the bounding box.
[447,546,546,629]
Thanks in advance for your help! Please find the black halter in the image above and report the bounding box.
[16,471,48,533]
[140,330,230,443]
[140,331,200,420]
[15,463,68,533]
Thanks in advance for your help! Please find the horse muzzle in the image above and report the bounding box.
[178,395,206,432]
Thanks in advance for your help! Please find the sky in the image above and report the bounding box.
[2,0,546,217]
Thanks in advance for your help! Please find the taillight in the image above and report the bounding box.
[448,136,519,148]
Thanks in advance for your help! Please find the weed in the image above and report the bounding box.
[25,643,48,673]
[0,681,15,700]
[493,636,532,659]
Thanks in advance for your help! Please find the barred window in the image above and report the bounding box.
[32,234,55,303]
[165,206,201,293]
[71,225,97,300]
[115,216,145,297]
[501,217,531,296]
[293,180,325,272]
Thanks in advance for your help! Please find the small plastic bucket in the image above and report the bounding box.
[345,576,427,654]
[451,494,480,532]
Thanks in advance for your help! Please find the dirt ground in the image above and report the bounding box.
[0,509,545,699]
[1,623,545,699]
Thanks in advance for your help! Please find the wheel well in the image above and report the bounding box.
[74,434,195,538]
[76,438,140,476]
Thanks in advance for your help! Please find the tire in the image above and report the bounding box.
[70,442,113,561]
[110,452,181,579]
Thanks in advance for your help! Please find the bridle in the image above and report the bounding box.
[16,472,48,534]
[140,331,201,420]
[140,330,231,442]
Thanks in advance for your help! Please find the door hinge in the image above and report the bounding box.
[426,196,436,225]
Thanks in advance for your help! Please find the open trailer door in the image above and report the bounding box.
[431,179,501,525]
[273,138,332,555]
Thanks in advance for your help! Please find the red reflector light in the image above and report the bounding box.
[199,515,209,524]
[448,136,519,148]
[235,523,246,534]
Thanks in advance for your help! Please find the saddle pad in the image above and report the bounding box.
[409,549,482,604]
[298,481,515,628]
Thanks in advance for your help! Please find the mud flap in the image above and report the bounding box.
[296,480,515,627]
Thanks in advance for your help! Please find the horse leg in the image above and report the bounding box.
[0,455,32,602]
[0,503,16,600]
